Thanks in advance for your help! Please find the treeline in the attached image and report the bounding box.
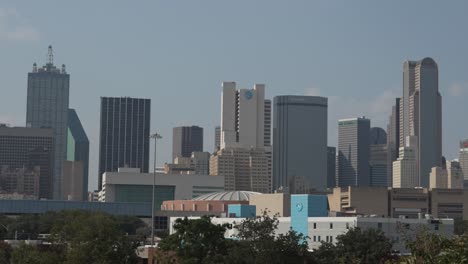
[0,211,148,264]
[156,213,468,264]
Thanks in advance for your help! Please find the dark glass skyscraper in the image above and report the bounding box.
[172,126,203,160]
[337,117,371,187]
[26,46,69,199]
[0,126,54,199]
[98,97,150,190]
[67,109,89,200]
[273,96,328,193]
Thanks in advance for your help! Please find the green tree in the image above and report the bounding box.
[158,216,231,263]
[10,243,63,264]
[49,210,139,264]
[233,211,309,264]
[313,227,393,264]
[0,241,12,264]
[401,228,452,264]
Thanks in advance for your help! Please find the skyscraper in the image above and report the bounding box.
[213,82,271,193]
[273,96,328,193]
[327,147,336,189]
[172,126,203,161]
[369,127,388,186]
[401,58,442,187]
[0,126,54,199]
[67,109,89,200]
[393,136,419,188]
[26,46,69,199]
[387,98,401,186]
[214,126,221,152]
[221,82,266,149]
[459,140,468,188]
[337,117,370,187]
[98,97,150,190]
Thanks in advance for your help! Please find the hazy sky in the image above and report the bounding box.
[1,1,467,191]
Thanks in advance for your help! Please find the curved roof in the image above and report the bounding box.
[193,191,261,201]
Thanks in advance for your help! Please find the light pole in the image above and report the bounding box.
[150,132,162,247]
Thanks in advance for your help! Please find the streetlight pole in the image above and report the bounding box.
[150,132,162,247]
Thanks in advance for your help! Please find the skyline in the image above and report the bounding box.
[1,1,467,191]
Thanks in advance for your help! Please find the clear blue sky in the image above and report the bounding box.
[1,1,467,191]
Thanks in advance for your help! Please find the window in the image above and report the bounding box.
[326,236,329,242]
[378,223,382,229]
[313,223,317,229]
[313,236,316,242]
[330,236,333,243]
[435,224,439,231]
[318,236,321,241]
[346,223,349,229]
[330,223,333,229]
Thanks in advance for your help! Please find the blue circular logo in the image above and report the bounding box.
[244,90,254,100]
[296,203,303,212]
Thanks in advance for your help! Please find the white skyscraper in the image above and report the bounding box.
[393,136,419,188]
[221,82,265,149]
[213,82,271,193]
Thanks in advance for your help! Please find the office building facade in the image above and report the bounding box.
[26,46,69,199]
[387,98,401,186]
[210,148,270,193]
[337,117,370,187]
[327,147,336,189]
[67,109,89,200]
[401,58,442,187]
[98,97,151,190]
[460,140,468,187]
[273,96,328,193]
[214,126,221,151]
[172,126,203,161]
[392,137,419,188]
[0,126,54,198]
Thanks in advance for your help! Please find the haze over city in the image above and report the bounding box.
[1,0,467,192]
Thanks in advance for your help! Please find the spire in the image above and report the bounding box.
[47,45,53,65]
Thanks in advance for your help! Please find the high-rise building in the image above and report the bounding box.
[214,126,221,152]
[164,151,210,175]
[393,136,419,188]
[214,82,271,193]
[67,109,89,200]
[429,161,463,190]
[172,126,203,161]
[459,140,468,188]
[210,148,270,193]
[370,144,388,187]
[370,127,387,145]
[401,58,442,187]
[26,46,69,199]
[98,97,150,190]
[221,82,266,149]
[273,96,328,193]
[62,160,84,201]
[0,126,54,198]
[327,147,336,189]
[264,100,272,146]
[387,98,401,186]
[337,117,370,187]
[369,127,388,187]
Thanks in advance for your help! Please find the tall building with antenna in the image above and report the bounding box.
[26,46,70,199]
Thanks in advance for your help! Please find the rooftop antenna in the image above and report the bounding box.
[47,45,53,65]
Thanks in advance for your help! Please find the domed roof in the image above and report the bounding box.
[193,191,261,201]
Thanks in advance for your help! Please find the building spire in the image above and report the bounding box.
[47,45,53,65]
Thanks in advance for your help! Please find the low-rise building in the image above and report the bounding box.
[249,193,291,217]
[161,191,256,215]
[328,186,468,220]
[100,168,224,209]
[328,186,388,217]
